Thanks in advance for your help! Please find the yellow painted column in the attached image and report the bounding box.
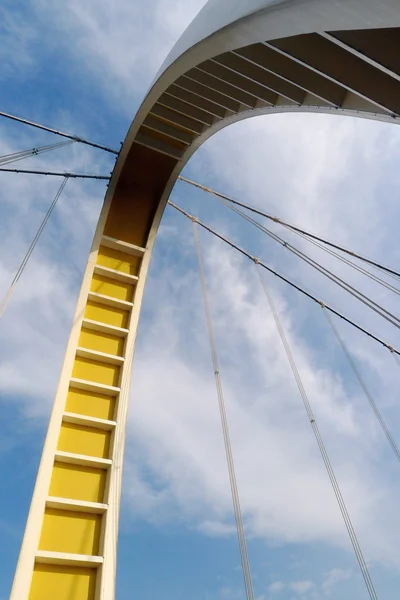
[10,177,159,599]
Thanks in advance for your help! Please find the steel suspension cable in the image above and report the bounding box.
[0,140,76,166]
[168,202,400,357]
[390,349,400,370]
[215,197,400,330]
[0,177,69,320]
[292,229,400,297]
[192,221,255,600]
[0,110,119,155]
[197,173,400,291]
[0,168,110,180]
[322,307,400,464]
[293,230,400,287]
[256,266,378,600]
[226,194,400,296]
[178,176,400,280]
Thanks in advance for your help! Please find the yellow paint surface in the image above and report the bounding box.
[49,463,106,503]
[79,328,124,356]
[29,564,96,600]
[66,388,115,420]
[39,508,102,555]
[97,245,141,275]
[57,422,110,459]
[90,273,133,302]
[84,300,129,328]
[72,357,120,387]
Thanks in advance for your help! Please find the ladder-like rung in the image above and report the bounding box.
[76,346,124,365]
[101,235,146,257]
[134,131,184,161]
[35,550,103,567]
[54,451,112,469]
[63,412,117,431]
[94,264,139,284]
[82,318,129,338]
[70,377,120,396]
[46,496,108,514]
[87,291,134,310]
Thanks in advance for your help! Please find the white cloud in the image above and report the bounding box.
[30,0,207,108]
[120,224,400,568]
[0,128,108,416]
[0,5,38,78]
[322,568,352,594]
[2,3,400,597]
[2,112,400,574]
[267,579,315,595]
[268,581,285,593]
[289,580,315,594]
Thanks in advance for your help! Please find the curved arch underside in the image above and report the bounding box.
[11,1,400,599]
[111,23,400,255]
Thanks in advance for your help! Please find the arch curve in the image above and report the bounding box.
[109,0,400,264]
[11,2,400,599]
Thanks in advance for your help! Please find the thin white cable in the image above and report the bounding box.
[216,196,400,330]
[0,140,75,166]
[0,176,69,320]
[256,264,378,600]
[193,221,255,600]
[322,307,400,463]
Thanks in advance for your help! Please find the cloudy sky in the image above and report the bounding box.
[1,1,400,599]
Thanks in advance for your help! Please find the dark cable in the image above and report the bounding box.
[178,175,400,280]
[0,167,110,180]
[168,201,400,357]
[390,349,400,370]
[215,196,400,329]
[293,228,400,297]
[0,110,119,155]
[323,307,400,464]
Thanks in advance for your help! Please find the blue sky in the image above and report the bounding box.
[1,1,400,599]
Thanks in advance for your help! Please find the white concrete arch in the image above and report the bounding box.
[11,2,400,599]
